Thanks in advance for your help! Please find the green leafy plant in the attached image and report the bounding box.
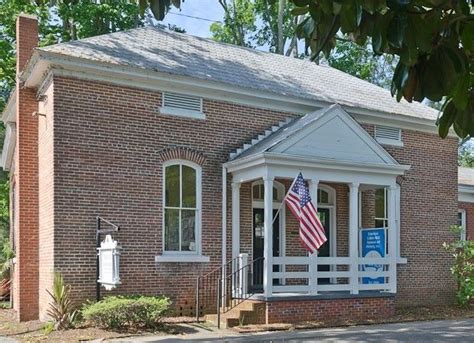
[82,295,171,330]
[46,272,78,330]
[42,321,55,335]
[443,225,474,306]
[0,240,14,280]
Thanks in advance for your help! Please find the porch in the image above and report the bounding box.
[223,105,409,300]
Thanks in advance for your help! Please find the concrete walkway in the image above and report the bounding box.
[106,318,474,342]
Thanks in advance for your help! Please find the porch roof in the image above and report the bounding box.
[225,104,410,180]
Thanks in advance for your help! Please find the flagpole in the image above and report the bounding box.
[271,172,300,225]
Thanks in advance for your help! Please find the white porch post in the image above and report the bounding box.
[263,176,274,297]
[308,179,319,295]
[231,182,241,260]
[349,182,359,295]
[388,185,397,293]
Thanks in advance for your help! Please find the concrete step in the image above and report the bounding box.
[204,300,266,328]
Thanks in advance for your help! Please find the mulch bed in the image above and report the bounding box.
[232,305,474,333]
[0,309,196,343]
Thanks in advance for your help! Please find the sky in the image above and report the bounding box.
[160,1,224,38]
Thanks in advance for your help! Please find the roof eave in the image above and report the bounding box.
[23,49,450,136]
[225,151,410,176]
[2,90,16,124]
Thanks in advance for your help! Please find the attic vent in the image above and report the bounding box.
[161,92,204,119]
[375,125,402,146]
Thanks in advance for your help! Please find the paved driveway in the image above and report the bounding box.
[107,318,474,342]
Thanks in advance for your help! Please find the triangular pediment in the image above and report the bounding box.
[268,105,398,166]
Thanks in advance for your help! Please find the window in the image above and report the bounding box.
[163,161,201,253]
[318,189,329,204]
[375,125,402,146]
[458,210,467,241]
[375,188,388,228]
[252,183,280,201]
[160,92,204,119]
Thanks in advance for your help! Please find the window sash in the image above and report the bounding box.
[375,188,388,228]
[163,162,200,253]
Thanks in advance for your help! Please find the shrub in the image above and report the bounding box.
[82,295,171,330]
[47,272,79,330]
[443,225,474,306]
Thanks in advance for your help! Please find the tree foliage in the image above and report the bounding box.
[289,0,473,139]
[210,0,256,47]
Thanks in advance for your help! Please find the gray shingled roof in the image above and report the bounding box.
[40,26,439,121]
[459,167,474,186]
[231,106,331,160]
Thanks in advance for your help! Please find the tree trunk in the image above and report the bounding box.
[277,0,285,54]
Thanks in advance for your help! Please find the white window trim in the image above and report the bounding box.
[156,159,208,263]
[458,209,467,241]
[375,126,403,147]
[160,92,205,120]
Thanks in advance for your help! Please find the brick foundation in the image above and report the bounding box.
[265,296,395,324]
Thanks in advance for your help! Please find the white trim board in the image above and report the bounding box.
[20,50,451,136]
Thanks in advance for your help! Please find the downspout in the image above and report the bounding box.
[221,165,227,266]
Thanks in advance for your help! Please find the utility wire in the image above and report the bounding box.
[167,11,222,23]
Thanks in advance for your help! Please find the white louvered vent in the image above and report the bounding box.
[161,92,204,119]
[375,125,402,146]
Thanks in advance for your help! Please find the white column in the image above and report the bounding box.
[231,182,241,260]
[308,179,319,295]
[263,177,274,297]
[388,185,397,293]
[349,182,359,295]
[238,253,249,296]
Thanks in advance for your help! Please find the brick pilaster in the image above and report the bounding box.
[14,13,39,321]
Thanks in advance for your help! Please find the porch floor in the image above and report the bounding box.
[248,290,394,302]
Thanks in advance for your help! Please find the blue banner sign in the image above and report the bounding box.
[360,228,386,284]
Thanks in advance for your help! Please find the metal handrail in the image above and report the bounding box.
[195,256,239,321]
[214,256,264,328]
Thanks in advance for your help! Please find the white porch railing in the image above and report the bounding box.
[270,256,393,295]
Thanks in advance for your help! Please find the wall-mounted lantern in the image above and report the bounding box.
[97,234,122,291]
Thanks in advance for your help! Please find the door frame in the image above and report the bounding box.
[251,180,286,283]
[317,184,337,259]
[317,184,337,283]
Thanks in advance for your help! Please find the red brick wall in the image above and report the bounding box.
[13,14,39,321]
[458,202,474,240]
[385,132,458,306]
[33,72,458,319]
[266,296,394,324]
[38,78,55,320]
[49,76,295,318]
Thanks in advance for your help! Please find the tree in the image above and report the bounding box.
[210,0,256,47]
[327,37,396,89]
[459,142,474,167]
[289,0,473,140]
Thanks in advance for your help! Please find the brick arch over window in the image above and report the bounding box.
[159,147,206,166]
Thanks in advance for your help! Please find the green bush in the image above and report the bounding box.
[82,295,171,330]
[443,225,474,306]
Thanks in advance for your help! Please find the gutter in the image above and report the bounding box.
[20,49,447,136]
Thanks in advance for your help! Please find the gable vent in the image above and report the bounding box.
[163,92,202,112]
[375,125,402,146]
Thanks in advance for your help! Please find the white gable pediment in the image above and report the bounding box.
[270,105,398,166]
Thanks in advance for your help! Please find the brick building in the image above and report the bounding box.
[458,167,474,241]
[1,15,460,324]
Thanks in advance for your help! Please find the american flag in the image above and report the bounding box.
[285,173,327,253]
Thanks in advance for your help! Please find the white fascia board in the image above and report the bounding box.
[459,185,474,203]
[1,123,16,171]
[225,152,410,177]
[23,50,446,135]
[1,91,16,124]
